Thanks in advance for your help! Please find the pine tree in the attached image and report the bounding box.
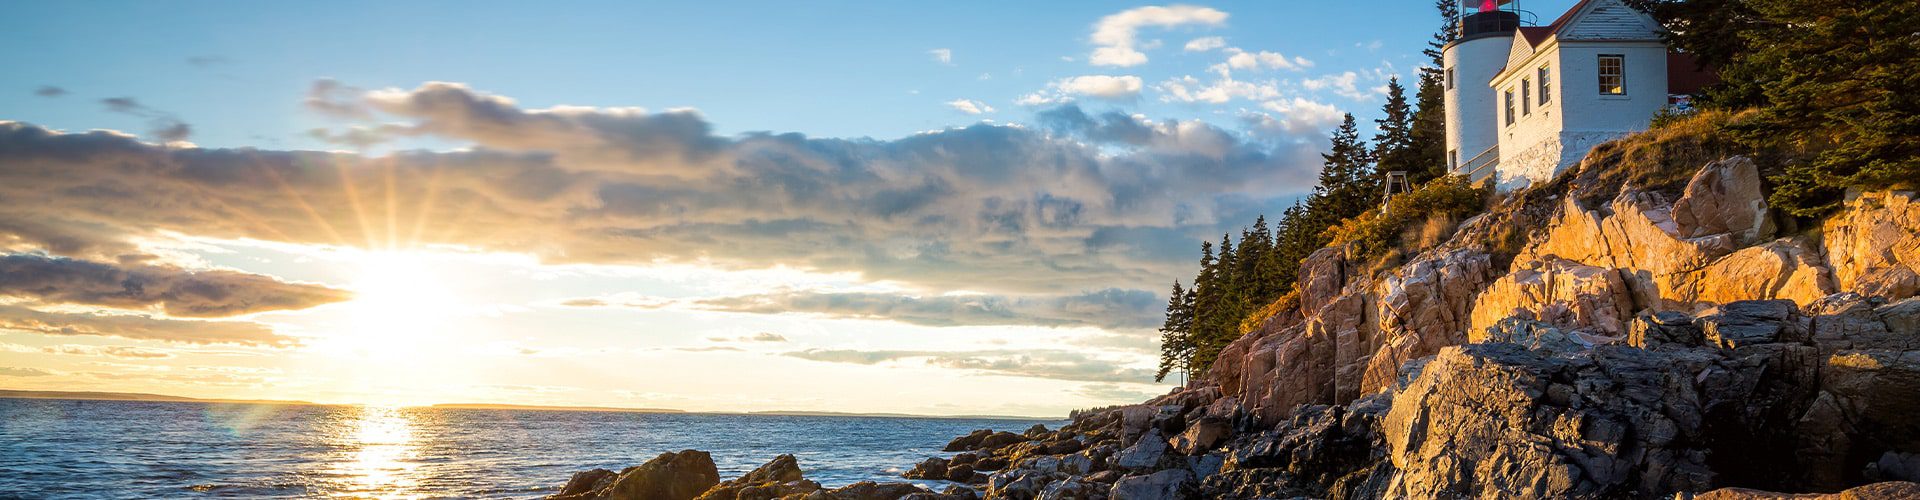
[1424,0,1461,70]
[1316,114,1378,222]
[1154,281,1193,383]
[1373,78,1419,182]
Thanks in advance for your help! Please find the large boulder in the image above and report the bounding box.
[1108,469,1196,500]
[1823,191,1920,300]
[1687,238,1837,308]
[1363,250,1496,401]
[1693,481,1920,499]
[696,454,815,500]
[552,450,721,500]
[1670,156,1774,245]
[1469,256,1637,339]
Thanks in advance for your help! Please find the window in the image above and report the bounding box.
[1445,68,1455,90]
[1521,79,1532,116]
[1504,89,1516,125]
[1598,55,1625,95]
[1449,149,1459,171]
[1539,65,1552,104]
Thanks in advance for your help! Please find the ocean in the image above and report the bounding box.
[0,398,1063,499]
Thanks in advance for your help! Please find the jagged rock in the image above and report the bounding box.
[1470,256,1636,338]
[1872,453,1920,483]
[944,430,992,452]
[944,464,976,483]
[556,469,618,498]
[902,457,948,480]
[1364,250,1496,402]
[1107,469,1195,500]
[1688,238,1836,308]
[1523,193,1740,311]
[1627,310,1702,349]
[1799,349,1920,489]
[1695,299,1805,349]
[552,450,720,500]
[1480,317,1601,354]
[828,481,929,500]
[976,431,1027,451]
[1671,156,1774,245]
[696,454,812,500]
[1808,295,1920,355]
[1167,416,1228,455]
[1824,191,1920,300]
[1299,246,1350,315]
[1111,428,1168,471]
[973,456,1008,472]
[1693,481,1920,499]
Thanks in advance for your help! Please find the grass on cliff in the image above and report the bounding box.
[1324,175,1489,267]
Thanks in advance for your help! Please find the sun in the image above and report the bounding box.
[341,251,462,356]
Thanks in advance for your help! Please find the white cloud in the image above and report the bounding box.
[1183,36,1226,52]
[1018,75,1144,106]
[1155,75,1279,105]
[1089,5,1229,67]
[1249,97,1345,135]
[1303,71,1373,101]
[928,48,953,65]
[1223,48,1312,72]
[946,99,996,115]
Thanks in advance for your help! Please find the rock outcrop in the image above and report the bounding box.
[1824,191,1920,300]
[552,454,938,500]
[553,450,722,500]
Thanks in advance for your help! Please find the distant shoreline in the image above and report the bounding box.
[0,389,1058,420]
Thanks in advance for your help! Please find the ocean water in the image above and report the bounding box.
[0,398,1063,499]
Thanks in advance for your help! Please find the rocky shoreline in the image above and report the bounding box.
[547,155,1920,500]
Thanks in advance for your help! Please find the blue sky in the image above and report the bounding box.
[0,1,1580,415]
[7,1,1573,147]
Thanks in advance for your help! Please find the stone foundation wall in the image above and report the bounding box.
[1496,131,1627,191]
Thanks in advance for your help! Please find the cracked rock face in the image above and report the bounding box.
[1824,191,1920,300]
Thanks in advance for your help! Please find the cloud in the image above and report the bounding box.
[689,288,1162,330]
[1244,98,1346,136]
[186,55,230,68]
[0,366,55,377]
[1088,5,1229,67]
[97,97,192,142]
[784,348,1152,383]
[707,332,788,343]
[1183,37,1226,52]
[946,99,995,115]
[675,346,745,352]
[1222,48,1312,72]
[2,342,175,359]
[0,305,295,346]
[1303,71,1375,101]
[33,86,67,98]
[0,81,1326,301]
[0,254,351,318]
[1073,382,1169,401]
[928,48,953,65]
[1018,75,1143,105]
[1155,75,1279,105]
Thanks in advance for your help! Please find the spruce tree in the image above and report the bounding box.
[1373,78,1419,182]
[1155,281,1193,383]
[1316,114,1378,222]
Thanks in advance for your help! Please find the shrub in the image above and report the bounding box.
[1323,175,1488,263]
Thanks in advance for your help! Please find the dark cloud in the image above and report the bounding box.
[0,305,295,346]
[33,86,67,98]
[0,253,351,317]
[783,348,1153,383]
[97,97,193,142]
[0,80,1324,301]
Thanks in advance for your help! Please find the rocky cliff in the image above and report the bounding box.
[550,150,1920,499]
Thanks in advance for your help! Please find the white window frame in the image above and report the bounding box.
[1538,65,1552,104]
[1504,88,1516,126]
[1445,68,1455,90]
[1598,55,1625,95]
[1521,78,1532,116]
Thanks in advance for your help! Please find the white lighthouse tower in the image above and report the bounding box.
[1444,0,1529,183]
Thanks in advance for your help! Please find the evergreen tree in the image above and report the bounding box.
[1410,69,1450,183]
[1729,0,1920,215]
[1424,0,1461,70]
[1372,78,1420,182]
[1316,114,1378,222]
[1154,281,1193,383]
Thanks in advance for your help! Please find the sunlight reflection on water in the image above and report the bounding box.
[332,406,422,498]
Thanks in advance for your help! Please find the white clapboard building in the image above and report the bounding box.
[1443,0,1713,191]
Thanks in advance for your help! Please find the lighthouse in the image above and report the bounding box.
[1443,0,1526,184]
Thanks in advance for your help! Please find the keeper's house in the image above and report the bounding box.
[1444,0,1715,191]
